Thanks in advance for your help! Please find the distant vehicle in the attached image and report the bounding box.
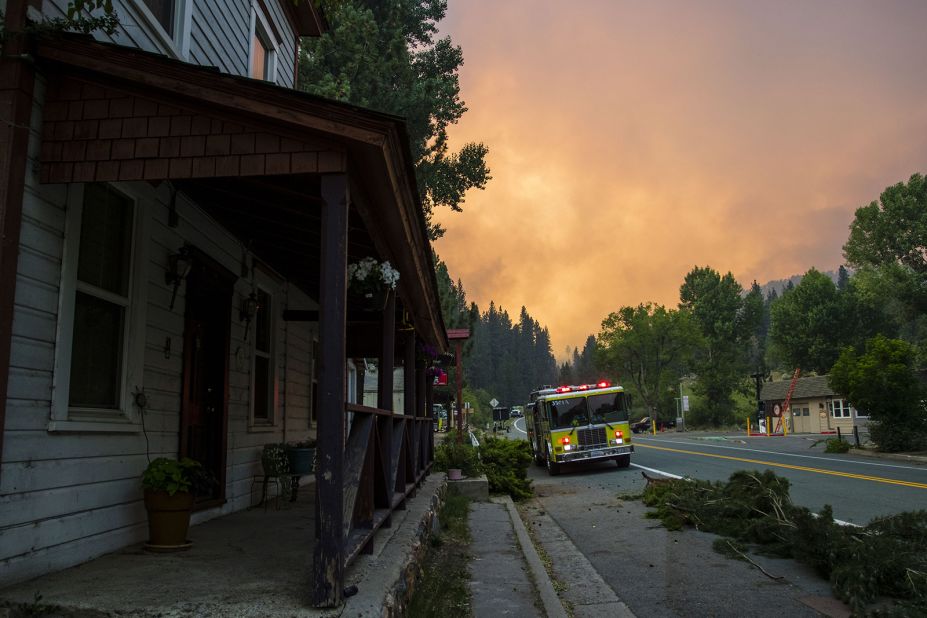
[631,416,676,433]
[510,406,524,418]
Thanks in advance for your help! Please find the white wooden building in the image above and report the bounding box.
[0,1,445,604]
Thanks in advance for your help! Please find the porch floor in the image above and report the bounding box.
[1,473,444,617]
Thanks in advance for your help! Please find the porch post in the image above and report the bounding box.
[425,369,434,463]
[378,290,395,509]
[313,174,348,607]
[415,344,426,418]
[403,330,415,416]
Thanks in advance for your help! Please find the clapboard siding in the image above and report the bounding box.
[0,521,147,585]
[3,0,318,586]
[190,0,250,76]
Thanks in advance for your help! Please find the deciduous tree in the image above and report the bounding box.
[829,336,926,452]
[299,0,490,238]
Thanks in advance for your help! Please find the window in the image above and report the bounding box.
[251,287,276,425]
[250,7,277,82]
[128,0,191,59]
[52,184,147,431]
[142,0,175,37]
[830,399,852,418]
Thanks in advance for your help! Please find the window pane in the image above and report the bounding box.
[252,32,267,80]
[255,289,271,352]
[254,356,270,420]
[143,0,175,36]
[69,292,125,408]
[78,184,132,296]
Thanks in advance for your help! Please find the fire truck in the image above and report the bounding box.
[525,381,633,475]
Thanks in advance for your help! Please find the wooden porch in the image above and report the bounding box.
[24,33,448,607]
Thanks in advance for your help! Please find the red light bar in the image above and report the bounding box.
[555,386,572,393]
[597,380,611,388]
[578,384,589,390]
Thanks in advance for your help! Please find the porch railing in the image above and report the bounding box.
[340,403,434,564]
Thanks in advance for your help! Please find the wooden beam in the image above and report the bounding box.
[403,330,415,417]
[313,174,348,608]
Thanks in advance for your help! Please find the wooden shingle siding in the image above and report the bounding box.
[190,0,250,77]
[39,75,345,185]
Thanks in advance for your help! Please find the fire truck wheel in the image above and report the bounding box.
[546,456,561,476]
[615,454,631,468]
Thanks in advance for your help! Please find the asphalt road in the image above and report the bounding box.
[631,432,927,524]
[509,419,927,524]
[506,419,927,616]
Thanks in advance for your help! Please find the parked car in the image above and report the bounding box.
[631,416,676,433]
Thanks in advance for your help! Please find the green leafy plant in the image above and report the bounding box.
[142,457,215,496]
[478,435,533,501]
[434,438,480,477]
[825,437,851,453]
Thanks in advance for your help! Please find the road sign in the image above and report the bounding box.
[682,396,689,412]
[489,398,499,407]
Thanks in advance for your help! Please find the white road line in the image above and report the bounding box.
[634,436,926,472]
[629,463,684,479]
[629,462,860,527]
[512,417,527,435]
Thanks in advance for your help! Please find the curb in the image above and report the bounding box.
[498,496,568,618]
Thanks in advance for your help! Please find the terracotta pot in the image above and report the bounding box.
[144,489,194,548]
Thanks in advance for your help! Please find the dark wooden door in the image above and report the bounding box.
[180,248,234,507]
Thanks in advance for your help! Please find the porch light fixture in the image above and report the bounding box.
[165,246,192,311]
[240,291,260,341]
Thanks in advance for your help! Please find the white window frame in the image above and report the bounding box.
[829,399,852,419]
[50,183,149,433]
[249,2,279,82]
[249,271,279,430]
[127,0,193,60]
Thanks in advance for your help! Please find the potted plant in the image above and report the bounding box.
[141,457,215,551]
[285,438,317,476]
[347,257,399,310]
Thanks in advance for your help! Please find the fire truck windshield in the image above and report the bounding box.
[549,391,629,429]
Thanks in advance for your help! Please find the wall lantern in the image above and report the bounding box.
[240,291,260,341]
[165,246,192,311]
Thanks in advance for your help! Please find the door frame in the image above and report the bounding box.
[179,245,236,509]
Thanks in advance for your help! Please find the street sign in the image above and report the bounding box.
[682,395,689,412]
[489,398,499,407]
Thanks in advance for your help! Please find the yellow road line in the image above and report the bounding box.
[636,443,927,490]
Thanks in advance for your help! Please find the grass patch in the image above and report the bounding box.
[408,494,472,617]
[642,470,927,615]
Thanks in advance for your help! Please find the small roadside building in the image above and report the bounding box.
[760,375,866,434]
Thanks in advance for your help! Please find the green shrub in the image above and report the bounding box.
[825,437,851,453]
[479,435,533,501]
[434,438,481,477]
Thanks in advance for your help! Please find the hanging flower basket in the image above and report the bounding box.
[347,258,398,311]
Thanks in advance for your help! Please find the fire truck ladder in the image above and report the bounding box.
[776,367,801,434]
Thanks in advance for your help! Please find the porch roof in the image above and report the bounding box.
[33,34,447,351]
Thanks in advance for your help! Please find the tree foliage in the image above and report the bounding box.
[298,0,490,238]
[829,336,927,452]
[464,302,557,407]
[679,266,759,426]
[596,303,701,423]
[768,268,847,374]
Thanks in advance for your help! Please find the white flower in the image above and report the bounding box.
[347,258,400,290]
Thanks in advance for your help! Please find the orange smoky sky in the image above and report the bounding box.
[432,0,927,361]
